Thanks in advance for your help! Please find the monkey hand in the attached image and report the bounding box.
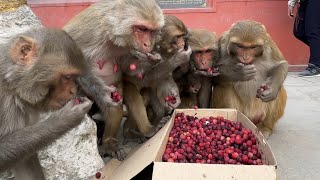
[256,83,277,102]
[165,95,181,110]
[233,63,256,81]
[171,46,192,68]
[194,68,220,77]
[100,85,123,106]
[51,97,93,128]
[132,50,162,63]
[146,52,162,62]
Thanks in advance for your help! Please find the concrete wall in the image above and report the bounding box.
[27,0,308,70]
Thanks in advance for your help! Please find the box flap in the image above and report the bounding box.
[152,162,276,180]
[105,119,172,180]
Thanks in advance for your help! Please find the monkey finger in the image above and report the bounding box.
[73,97,93,109]
[108,96,123,106]
[103,85,117,93]
[174,97,181,108]
[210,72,221,77]
[235,63,245,70]
[244,64,256,70]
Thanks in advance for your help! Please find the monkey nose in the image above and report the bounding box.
[142,43,152,53]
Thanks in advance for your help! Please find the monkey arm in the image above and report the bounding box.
[257,60,288,102]
[266,60,288,91]
[142,47,192,86]
[77,72,121,107]
[172,62,190,81]
[198,78,212,108]
[0,113,80,171]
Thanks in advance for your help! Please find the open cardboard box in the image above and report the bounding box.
[94,108,277,180]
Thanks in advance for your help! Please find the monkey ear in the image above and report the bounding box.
[10,36,38,65]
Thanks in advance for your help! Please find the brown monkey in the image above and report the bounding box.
[63,0,164,160]
[178,29,219,108]
[121,50,188,143]
[0,28,93,179]
[212,20,288,138]
[122,15,190,143]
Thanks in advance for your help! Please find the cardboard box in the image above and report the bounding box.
[96,108,277,180]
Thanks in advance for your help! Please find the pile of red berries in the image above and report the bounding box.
[162,113,263,165]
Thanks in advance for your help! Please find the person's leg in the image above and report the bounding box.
[298,0,320,76]
[293,2,309,45]
[305,0,320,68]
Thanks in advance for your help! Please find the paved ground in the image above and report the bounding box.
[269,72,320,180]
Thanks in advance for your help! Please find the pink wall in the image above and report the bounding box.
[28,0,308,69]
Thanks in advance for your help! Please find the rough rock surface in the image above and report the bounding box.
[0,5,42,44]
[38,115,104,180]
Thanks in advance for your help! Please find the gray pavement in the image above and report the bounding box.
[269,72,320,180]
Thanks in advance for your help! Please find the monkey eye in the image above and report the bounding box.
[236,44,244,48]
[176,34,184,39]
[137,26,149,32]
[250,46,258,49]
[62,75,74,83]
[205,49,212,53]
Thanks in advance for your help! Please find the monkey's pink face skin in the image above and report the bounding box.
[46,73,79,110]
[172,35,186,50]
[132,24,159,54]
[194,50,214,70]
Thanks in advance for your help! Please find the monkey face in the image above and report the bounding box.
[171,34,186,50]
[193,49,214,70]
[132,25,160,54]
[45,73,80,110]
[230,42,263,64]
[189,82,201,94]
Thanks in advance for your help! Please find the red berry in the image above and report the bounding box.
[111,91,122,102]
[242,155,249,163]
[246,140,253,146]
[231,152,239,159]
[194,105,198,109]
[74,98,81,105]
[129,63,136,71]
[95,172,101,179]
[137,72,143,79]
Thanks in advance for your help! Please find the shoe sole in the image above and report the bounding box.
[298,74,320,77]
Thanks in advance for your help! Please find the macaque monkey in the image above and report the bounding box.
[63,0,164,160]
[212,20,288,138]
[143,76,181,125]
[178,29,219,108]
[0,28,93,179]
[122,15,190,143]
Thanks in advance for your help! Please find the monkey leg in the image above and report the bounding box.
[123,81,154,136]
[258,87,287,139]
[123,116,147,145]
[102,104,127,160]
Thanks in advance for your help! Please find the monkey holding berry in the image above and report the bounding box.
[178,29,220,108]
[0,28,93,179]
[122,15,191,143]
[63,0,165,160]
[211,20,288,138]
